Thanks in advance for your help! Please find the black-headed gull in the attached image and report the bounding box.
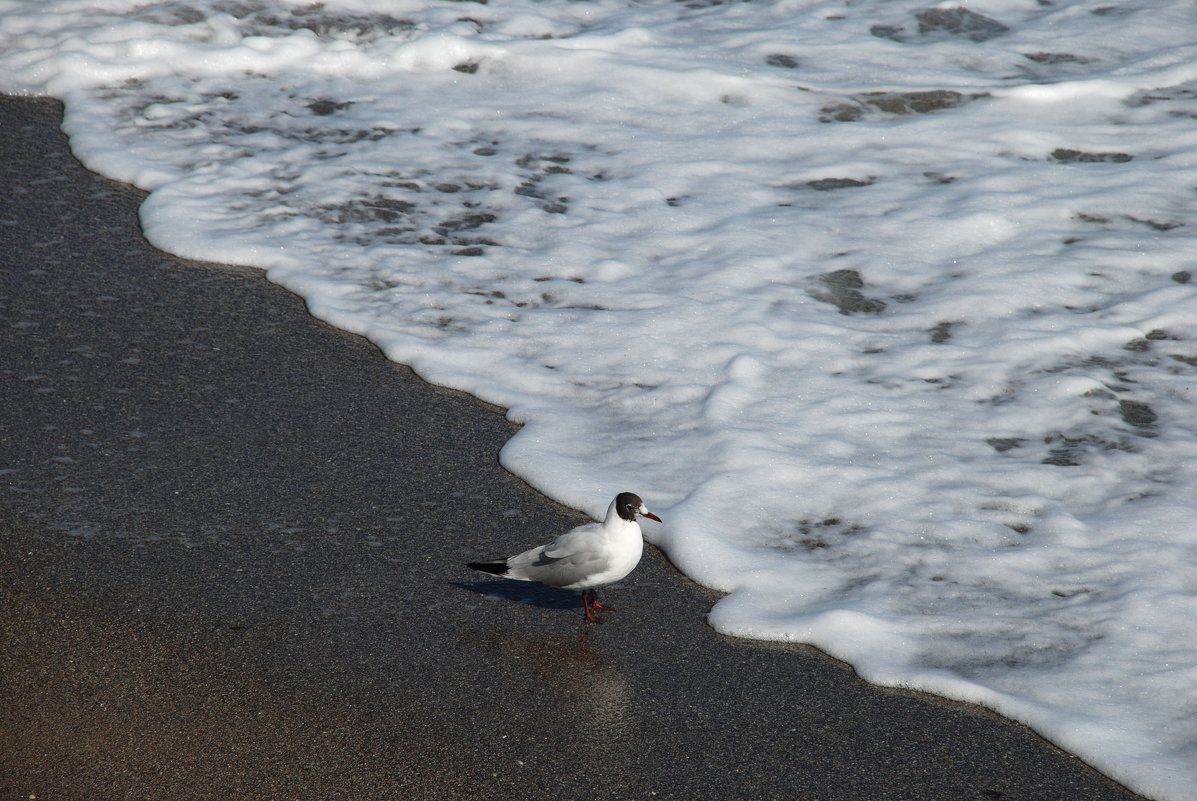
[467,492,662,623]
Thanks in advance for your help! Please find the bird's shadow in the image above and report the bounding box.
[454,579,582,611]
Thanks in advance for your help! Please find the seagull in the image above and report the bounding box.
[467,492,662,623]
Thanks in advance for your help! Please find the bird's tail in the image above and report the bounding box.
[466,559,509,576]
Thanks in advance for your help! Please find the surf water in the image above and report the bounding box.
[4,1,1196,797]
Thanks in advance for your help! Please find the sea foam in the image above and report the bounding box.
[3,1,1196,797]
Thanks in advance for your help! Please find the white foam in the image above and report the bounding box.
[4,1,1197,797]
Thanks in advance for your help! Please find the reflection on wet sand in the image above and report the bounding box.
[469,626,632,792]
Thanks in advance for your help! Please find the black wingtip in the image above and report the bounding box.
[467,560,508,576]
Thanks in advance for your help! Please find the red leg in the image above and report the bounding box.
[582,590,602,623]
[590,588,615,612]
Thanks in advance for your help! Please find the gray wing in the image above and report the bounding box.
[505,523,606,589]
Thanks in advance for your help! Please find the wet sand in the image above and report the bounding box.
[0,94,1145,801]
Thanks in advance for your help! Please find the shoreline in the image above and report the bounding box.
[0,94,1146,801]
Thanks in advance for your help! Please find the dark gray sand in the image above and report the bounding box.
[1,95,1145,801]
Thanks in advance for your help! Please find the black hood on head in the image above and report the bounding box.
[615,492,644,522]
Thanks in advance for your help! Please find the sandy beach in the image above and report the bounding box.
[0,94,1146,801]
